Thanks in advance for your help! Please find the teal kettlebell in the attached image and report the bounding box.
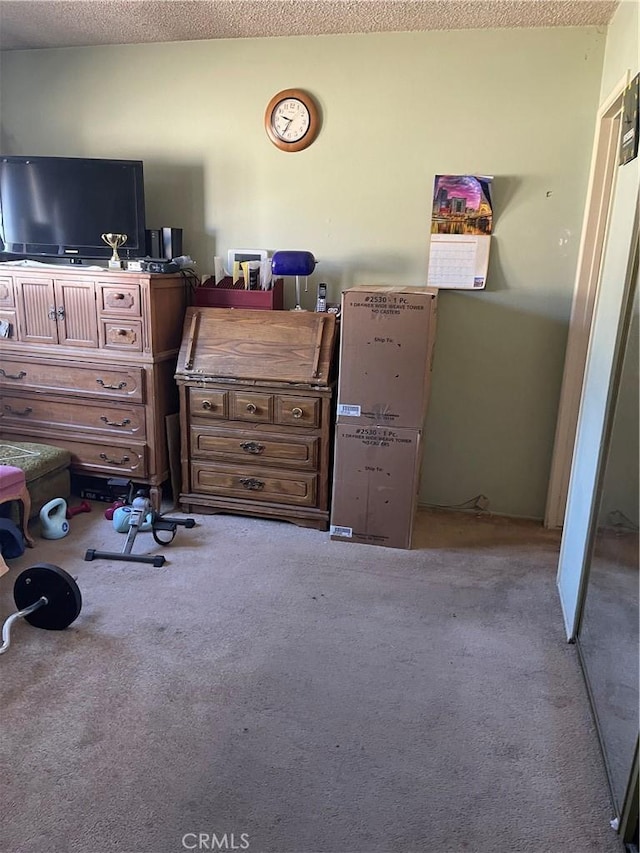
[40,498,70,539]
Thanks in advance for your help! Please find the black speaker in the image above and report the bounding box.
[145,229,162,258]
[161,227,183,260]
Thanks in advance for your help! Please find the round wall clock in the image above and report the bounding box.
[264,89,320,152]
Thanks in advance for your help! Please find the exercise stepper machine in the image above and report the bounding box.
[84,479,195,567]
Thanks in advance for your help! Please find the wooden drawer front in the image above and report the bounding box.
[189,388,228,420]
[191,462,317,507]
[275,395,320,428]
[230,391,273,423]
[0,278,14,307]
[100,320,143,351]
[1,394,145,437]
[190,426,318,470]
[101,285,141,316]
[0,359,144,401]
[50,437,147,477]
[0,309,19,341]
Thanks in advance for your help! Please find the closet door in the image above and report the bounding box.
[556,157,639,638]
[576,281,638,834]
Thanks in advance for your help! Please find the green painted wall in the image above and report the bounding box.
[0,26,607,517]
[599,0,639,101]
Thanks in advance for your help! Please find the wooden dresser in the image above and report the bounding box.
[0,265,190,507]
[175,307,337,530]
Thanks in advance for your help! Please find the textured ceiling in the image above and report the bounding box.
[0,0,620,51]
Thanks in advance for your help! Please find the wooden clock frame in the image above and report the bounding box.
[264,88,320,153]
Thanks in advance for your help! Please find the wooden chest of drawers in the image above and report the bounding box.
[176,308,337,530]
[0,267,190,507]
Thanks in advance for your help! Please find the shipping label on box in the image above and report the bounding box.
[336,286,438,429]
[330,425,423,550]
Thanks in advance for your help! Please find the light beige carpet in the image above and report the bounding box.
[0,505,623,853]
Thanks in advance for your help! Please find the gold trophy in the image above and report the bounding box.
[101,233,128,269]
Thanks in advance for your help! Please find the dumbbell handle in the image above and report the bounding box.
[0,596,47,656]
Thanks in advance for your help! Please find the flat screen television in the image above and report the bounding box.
[0,155,146,262]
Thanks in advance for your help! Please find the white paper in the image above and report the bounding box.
[427,234,490,290]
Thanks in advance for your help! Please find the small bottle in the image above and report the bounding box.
[315,282,327,312]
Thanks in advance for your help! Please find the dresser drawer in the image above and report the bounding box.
[0,309,19,340]
[48,437,148,477]
[189,388,228,420]
[190,426,319,470]
[191,462,317,507]
[100,320,144,351]
[1,393,145,437]
[0,277,14,307]
[275,395,320,428]
[100,284,142,316]
[230,391,273,423]
[0,358,145,401]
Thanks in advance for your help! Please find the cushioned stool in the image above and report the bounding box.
[0,443,71,520]
[0,465,35,559]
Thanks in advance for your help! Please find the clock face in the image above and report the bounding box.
[264,89,320,152]
[271,98,310,143]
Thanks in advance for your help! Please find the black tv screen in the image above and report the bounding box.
[0,155,146,261]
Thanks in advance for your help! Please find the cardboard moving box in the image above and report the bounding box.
[336,286,438,429]
[330,425,422,550]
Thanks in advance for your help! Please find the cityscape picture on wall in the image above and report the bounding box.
[431,175,493,236]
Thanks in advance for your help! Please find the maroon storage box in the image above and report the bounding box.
[193,277,284,310]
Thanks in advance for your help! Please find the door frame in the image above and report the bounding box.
[544,72,631,528]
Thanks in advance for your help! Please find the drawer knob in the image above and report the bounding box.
[240,477,264,491]
[240,441,265,455]
[292,407,303,419]
[246,403,258,415]
[0,369,26,381]
[4,404,32,417]
[100,416,132,428]
[96,379,128,390]
[99,452,131,465]
[201,400,213,410]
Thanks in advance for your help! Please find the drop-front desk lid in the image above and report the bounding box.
[176,307,337,386]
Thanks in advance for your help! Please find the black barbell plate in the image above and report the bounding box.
[13,563,82,631]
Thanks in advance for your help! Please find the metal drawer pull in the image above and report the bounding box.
[240,441,265,455]
[240,477,264,491]
[113,292,126,300]
[4,404,32,417]
[100,416,131,428]
[0,369,26,380]
[99,453,131,465]
[292,407,303,419]
[96,379,127,390]
[57,306,65,320]
[48,306,57,320]
[245,403,258,414]
[201,400,213,410]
